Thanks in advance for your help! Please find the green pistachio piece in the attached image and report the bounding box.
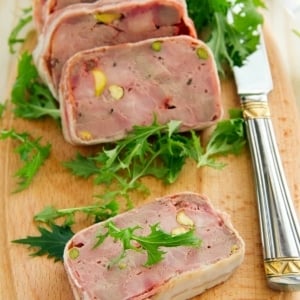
[151,41,163,52]
[68,248,80,260]
[94,13,122,24]
[196,47,209,60]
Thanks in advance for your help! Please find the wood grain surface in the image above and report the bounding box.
[1,29,300,300]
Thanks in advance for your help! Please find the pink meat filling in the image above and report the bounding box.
[60,36,221,145]
[64,193,243,300]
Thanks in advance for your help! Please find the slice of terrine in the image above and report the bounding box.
[59,35,222,145]
[63,192,245,300]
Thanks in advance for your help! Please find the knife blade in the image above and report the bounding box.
[233,30,300,291]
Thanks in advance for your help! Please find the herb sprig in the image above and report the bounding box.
[187,0,265,74]
[12,199,119,261]
[11,52,59,120]
[8,7,33,54]
[13,224,74,262]
[65,113,246,203]
[95,221,202,267]
[34,199,120,226]
[0,129,51,192]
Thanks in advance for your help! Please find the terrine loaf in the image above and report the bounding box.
[59,35,222,145]
[33,0,197,97]
[63,192,245,300]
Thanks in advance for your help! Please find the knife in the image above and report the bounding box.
[233,30,300,291]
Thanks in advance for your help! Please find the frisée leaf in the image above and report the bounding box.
[187,0,265,74]
[65,114,246,203]
[8,7,33,54]
[11,52,60,120]
[13,224,74,262]
[95,221,202,267]
[0,129,51,192]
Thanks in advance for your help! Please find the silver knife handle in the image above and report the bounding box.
[242,95,300,291]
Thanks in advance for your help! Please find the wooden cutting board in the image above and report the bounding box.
[1,28,300,300]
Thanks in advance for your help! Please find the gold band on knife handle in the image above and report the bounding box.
[242,101,271,119]
[265,258,300,278]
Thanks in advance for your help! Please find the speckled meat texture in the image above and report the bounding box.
[33,0,196,97]
[63,192,245,300]
[59,35,222,145]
